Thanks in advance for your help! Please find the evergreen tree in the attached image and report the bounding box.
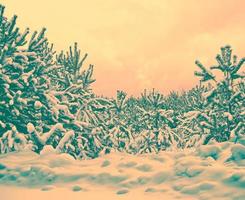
[192,45,245,144]
[0,5,73,153]
[51,43,112,158]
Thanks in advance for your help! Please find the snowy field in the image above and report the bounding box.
[0,140,245,200]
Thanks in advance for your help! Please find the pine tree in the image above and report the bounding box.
[0,5,74,153]
[193,45,245,144]
[50,43,112,158]
[136,89,180,152]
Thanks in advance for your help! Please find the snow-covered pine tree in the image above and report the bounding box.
[167,86,209,148]
[51,43,112,158]
[0,5,74,154]
[0,5,34,152]
[135,89,180,152]
[107,90,135,153]
[172,86,207,113]
[192,45,245,144]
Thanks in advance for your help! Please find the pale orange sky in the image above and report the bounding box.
[2,0,245,97]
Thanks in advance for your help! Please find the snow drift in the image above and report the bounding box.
[0,140,244,200]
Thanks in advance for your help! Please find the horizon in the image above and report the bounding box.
[2,0,245,97]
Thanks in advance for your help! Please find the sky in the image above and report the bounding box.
[2,0,245,97]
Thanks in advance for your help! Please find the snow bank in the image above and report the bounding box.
[0,141,244,200]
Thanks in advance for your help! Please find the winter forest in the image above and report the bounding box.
[0,4,245,200]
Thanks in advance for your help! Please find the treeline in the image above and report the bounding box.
[0,5,244,159]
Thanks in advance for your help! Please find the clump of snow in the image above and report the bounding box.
[224,112,233,121]
[27,123,35,133]
[230,144,245,165]
[9,99,14,105]
[34,101,42,109]
[56,130,74,152]
[197,145,221,160]
[28,123,65,146]
[0,121,6,129]
[40,145,56,155]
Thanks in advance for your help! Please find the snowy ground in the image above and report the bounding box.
[0,140,245,200]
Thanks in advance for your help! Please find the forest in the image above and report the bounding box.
[0,4,244,160]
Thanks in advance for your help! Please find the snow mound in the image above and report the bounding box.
[0,141,245,200]
[230,144,245,165]
[40,145,56,155]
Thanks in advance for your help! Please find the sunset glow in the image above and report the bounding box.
[2,0,245,96]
